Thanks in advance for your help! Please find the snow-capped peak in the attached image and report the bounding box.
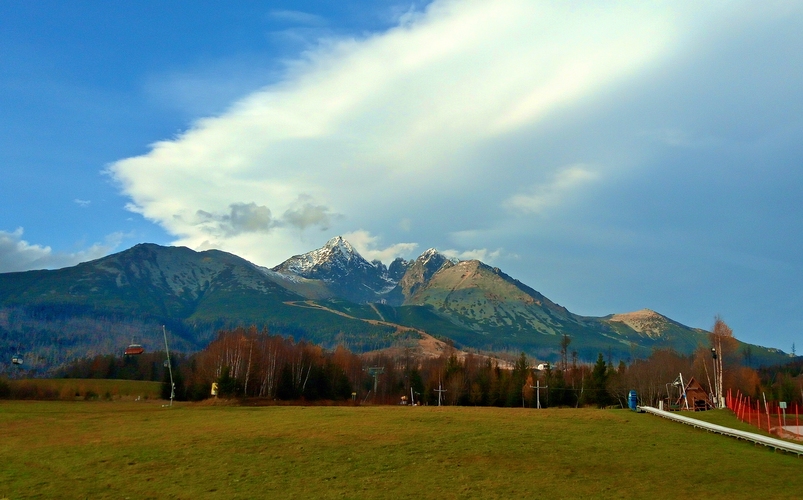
[416,248,440,264]
[420,248,439,258]
[323,236,356,260]
[417,248,459,265]
[272,236,370,277]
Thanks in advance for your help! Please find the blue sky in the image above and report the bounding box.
[2,1,802,353]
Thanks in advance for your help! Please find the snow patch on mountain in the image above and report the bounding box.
[256,265,305,284]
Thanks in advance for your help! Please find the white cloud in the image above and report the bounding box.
[342,230,418,263]
[0,228,122,273]
[441,247,503,263]
[0,228,52,272]
[106,1,710,267]
[74,199,91,207]
[504,165,599,215]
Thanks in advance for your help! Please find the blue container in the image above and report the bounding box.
[628,390,638,411]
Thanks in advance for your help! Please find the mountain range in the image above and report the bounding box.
[0,236,789,374]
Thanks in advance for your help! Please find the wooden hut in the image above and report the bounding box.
[675,376,712,411]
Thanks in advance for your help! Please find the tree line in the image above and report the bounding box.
[53,319,803,407]
[53,326,649,407]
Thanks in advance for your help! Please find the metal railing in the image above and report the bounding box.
[638,406,803,457]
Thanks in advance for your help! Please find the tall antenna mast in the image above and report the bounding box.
[162,325,175,407]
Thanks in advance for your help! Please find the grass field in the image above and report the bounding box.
[1,378,162,401]
[1,401,801,499]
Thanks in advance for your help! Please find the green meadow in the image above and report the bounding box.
[1,398,801,499]
[1,378,162,401]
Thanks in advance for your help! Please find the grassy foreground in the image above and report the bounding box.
[2,378,162,401]
[1,402,801,499]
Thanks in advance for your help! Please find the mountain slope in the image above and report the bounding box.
[0,244,398,374]
[406,260,572,330]
[397,248,454,302]
[0,239,790,374]
[400,259,612,357]
[0,244,297,315]
[397,259,786,364]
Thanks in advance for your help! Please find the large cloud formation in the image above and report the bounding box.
[107,0,683,265]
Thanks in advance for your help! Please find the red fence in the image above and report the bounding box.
[727,389,802,440]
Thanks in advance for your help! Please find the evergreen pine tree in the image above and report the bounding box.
[216,366,238,398]
[589,353,610,407]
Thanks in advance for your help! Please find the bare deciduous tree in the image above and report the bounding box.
[710,316,737,407]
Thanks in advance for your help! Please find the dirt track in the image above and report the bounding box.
[283,300,511,367]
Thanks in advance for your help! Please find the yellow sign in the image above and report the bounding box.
[211,382,219,396]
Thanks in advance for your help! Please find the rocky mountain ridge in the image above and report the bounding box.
[269,236,458,306]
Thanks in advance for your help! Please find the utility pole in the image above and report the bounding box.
[529,379,549,409]
[367,367,384,400]
[532,363,550,409]
[711,348,719,408]
[162,325,175,408]
[434,379,447,406]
